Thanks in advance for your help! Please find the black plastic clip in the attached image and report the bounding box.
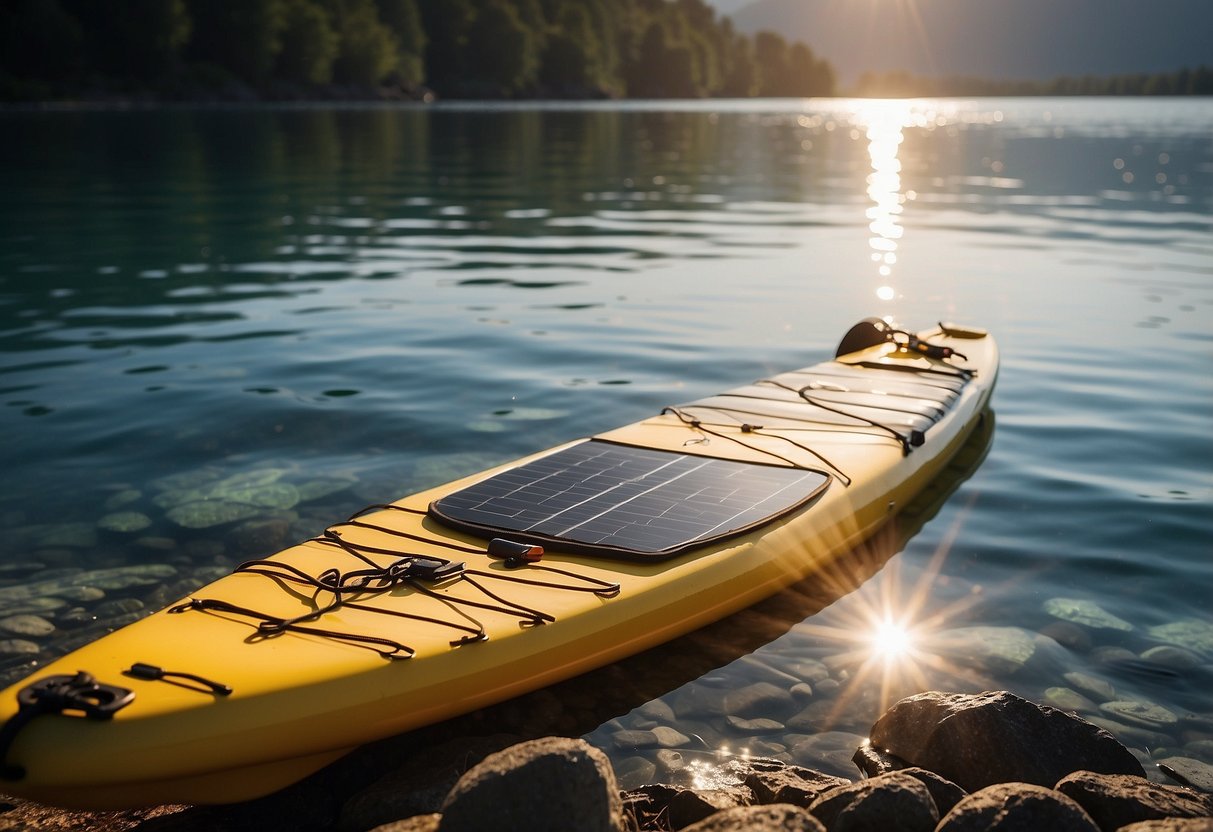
[407,557,465,582]
[0,671,134,780]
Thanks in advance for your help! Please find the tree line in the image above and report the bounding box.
[0,0,836,101]
[853,66,1213,98]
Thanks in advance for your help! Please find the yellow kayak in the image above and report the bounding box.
[0,320,997,809]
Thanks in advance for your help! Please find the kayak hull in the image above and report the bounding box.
[0,323,997,808]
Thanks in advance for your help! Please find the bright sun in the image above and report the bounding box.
[871,618,913,659]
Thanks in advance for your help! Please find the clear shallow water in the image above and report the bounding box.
[1,99,1211,783]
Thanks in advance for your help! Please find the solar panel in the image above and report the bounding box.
[428,440,831,561]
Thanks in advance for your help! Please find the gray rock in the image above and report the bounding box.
[1046,687,1098,713]
[438,738,620,832]
[1147,619,1213,657]
[937,782,1100,831]
[98,511,152,533]
[167,500,263,529]
[368,815,441,832]
[1041,621,1094,652]
[723,682,796,719]
[0,565,175,605]
[1044,598,1134,631]
[1118,821,1213,832]
[655,749,690,778]
[1064,672,1118,703]
[680,803,825,832]
[925,626,1041,674]
[808,771,938,832]
[1055,770,1213,830]
[0,638,39,656]
[788,659,830,686]
[852,741,909,777]
[0,614,55,637]
[637,698,677,723]
[729,757,850,807]
[613,729,660,750]
[789,683,814,700]
[726,715,784,734]
[652,726,691,748]
[1101,700,1180,729]
[1157,757,1213,793]
[339,735,520,832]
[868,690,1145,792]
[614,755,658,788]
[788,731,867,778]
[622,783,750,830]
[1141,646,1203,671]
[1185,741,1213,764]
[897,767,968,816]
[1087,716,1175,751]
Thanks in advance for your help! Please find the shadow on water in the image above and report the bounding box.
[121,411,995,831]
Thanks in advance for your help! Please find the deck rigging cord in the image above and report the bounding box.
[170,506,621,659]
[659,406,852,487]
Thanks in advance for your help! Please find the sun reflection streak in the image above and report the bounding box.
[859,101,915,305]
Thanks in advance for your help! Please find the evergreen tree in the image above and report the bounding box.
[275,0,338,84]
[374,0,426,86]
[464,0,539,96]
[327,0,399,86]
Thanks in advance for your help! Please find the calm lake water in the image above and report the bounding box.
[1,98,1211,785]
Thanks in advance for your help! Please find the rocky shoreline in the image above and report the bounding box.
[1,690,1209,831]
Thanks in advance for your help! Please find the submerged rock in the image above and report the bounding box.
[1044,598,1134,631]
[98,511,152,533]
[0,614,55,637]
[1100,700,1180,729]
[1156,757,1213,793]
[925,626,1042,675]
[167,500,263,529]
[1147,619,1213,658]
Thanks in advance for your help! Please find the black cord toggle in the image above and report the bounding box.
[124,662,233,696]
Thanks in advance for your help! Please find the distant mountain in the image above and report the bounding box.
[711,0,1213,86]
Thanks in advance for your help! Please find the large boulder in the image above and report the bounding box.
[936,782,1101,831]
[807,771,939,832]
[1054,770,1213,831]
[679,804,824,832]
[868,690,1144,792]
[438,737,621,832]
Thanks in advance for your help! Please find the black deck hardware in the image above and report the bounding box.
[0,672,134,780]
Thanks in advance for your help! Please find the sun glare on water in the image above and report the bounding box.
[871,617,914,660]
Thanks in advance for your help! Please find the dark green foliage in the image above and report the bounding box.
[328,0,400,86]
[374,0,426,85]
[5,0,1205,102]
[275,0,338,84]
